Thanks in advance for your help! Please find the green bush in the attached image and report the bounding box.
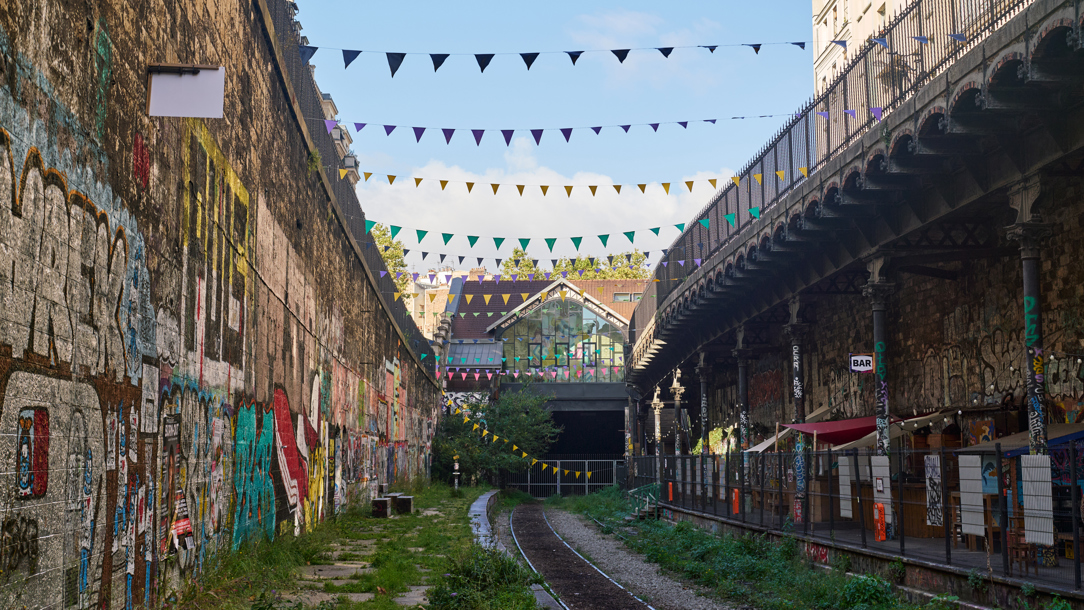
[426,544,541,610]
[843,574,894,607]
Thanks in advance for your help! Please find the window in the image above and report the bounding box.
[501,299,624,383]
[614,293,632,302]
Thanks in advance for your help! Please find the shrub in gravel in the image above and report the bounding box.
[426,544,541,610]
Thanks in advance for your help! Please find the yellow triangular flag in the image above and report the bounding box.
[531,458,538,466]
[564,469,570,475]
[484,295,492,304]
[428,293,437,302]
[491,183,500,194]
[522,452,528,458]
[638,184,646,193]
[339,169,348,179]
[448,294,455,303]
[575,472,581,479]
[415,177,423,187]
[564,185,573,197]
[364,172,372,181]
[685,181,694,192]
[587,471,592,479]
[521,293,529,301]
[709,178,717,188]
[440,180,448,190]
[482,430,489,437]
[800,167,808,177]
[454,408,461,414]
[394,292,402,300]
[492,435,499,442]
[753,173,762,185]
[517,185,525,195]
[578,289,585,297]
[465,295,474,304]
[776,170,785,180]
[540,185,549,196]
[513,445,518,452]
[502,294,510,304]
[731,176,741,186]
[589,185,597,196]
[503,439,509,443]
[662,182,670,194]
[598,286,604,292]
[463,416,469,423]
[412,292,420,298]
[466,182,474,193]
[559,290,567,301]
[473,423,479,431]
[387,175,396,185]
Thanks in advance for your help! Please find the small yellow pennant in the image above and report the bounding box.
[339,169,348,179]
[502,294,510,304]
[387,175,396,185]
[753,173,763,185]
[465,295,474,304]
[491,183,500,194]
[440,180,448,190]
[685,181,694,192]
[466,182,474,193]
[799,167,809,177]
[517,185,525,195]
[415,177,423,187]
[614,185,622,193]
[564,185,573,197]
[638,184,646,193]
[589,185,597,196]
[731,176,741,186]
[709,178,717,188]
[662,182,670,194]
[540,185,549,196]
[364,172,372,181]
[483,294,492,304]
[776,170,785,180]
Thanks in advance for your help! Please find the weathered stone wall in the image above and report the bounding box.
[727,175,1084,444]
[0,0,439,607]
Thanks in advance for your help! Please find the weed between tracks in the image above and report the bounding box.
[546,487,1071,610]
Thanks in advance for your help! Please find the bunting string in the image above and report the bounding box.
[351,172,749,196]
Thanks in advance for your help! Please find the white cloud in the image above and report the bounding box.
[353,149,734,272]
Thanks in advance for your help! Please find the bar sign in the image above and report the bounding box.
[849,353,875,373]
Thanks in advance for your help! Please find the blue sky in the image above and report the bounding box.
[298,1,815,270]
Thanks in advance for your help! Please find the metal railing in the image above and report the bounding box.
[633,444,1083,592]
[505,459,624,497]
[629,0,1037,346]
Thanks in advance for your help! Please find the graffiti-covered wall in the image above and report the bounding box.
[0,1,440,607]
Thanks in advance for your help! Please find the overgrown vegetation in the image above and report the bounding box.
[426,544,542,609]
[432,385,561,486]
[172,482,525,609]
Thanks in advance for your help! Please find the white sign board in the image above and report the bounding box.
[147,66,225,118]
[849,353,874,373]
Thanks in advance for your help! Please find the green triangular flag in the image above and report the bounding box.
[390,225,402,239]
[420,353,428,359]
[416,229,428,242]
[494,237,505,250]
[468,236,479,247]
[365,220,377,234]
[519,238,531,250]
[545,238,557,251]
[473,312,479,317]
[570,237,582,250]
[598,234,609,247]
[699,219,710,229]
[750,207,761,219]
[724,213,736,226]
[459,313,465,318]
[487,312,493,317]
[650,227,660,236]
[442,233,454,245]
[674,223,685,232]
[623,231,635,244]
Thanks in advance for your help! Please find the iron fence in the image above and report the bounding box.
[634,444,1083,592]
[629,0,1037,345]
[505,459,624,498]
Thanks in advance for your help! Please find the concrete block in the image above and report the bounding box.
[372,497,391,518]
[394,495,414,514]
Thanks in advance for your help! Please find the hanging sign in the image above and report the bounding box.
[849,353,875,373]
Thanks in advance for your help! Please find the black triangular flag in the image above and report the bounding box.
[611,49,630,63]
[701,45,718,53]
[387,52,407,77]
[746,43,762,54]
[566,51,584,65]
[532,259,539,267]
[477,258,484,265]
[431,53,450,72]
[657,47,674,58]
[521,53,539,70]
[551,259,558,267]
[475,54,495,72]
[342,50,361,68]
[403,249,410,256]
[791,42,806,50]
[299,45,318,64]
[422,252,429,260]
[440,254,447,263]
[459,256,465,264]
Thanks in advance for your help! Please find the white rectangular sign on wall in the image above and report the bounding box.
[849,354,875,373]
[147,65,225,118]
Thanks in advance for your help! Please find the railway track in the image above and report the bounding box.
[510,504,654,610]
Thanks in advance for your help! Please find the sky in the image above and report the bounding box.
[298,1,815,271]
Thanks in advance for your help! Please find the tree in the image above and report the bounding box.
[501,247,650,280]
[372,223,411,293]
[432,385,562,485]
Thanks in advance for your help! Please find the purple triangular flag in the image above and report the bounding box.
[844,109,856,117]
[816,111,829,119]
[413,127,426,142]
[324,120,338,134]
[544,272,551,280]
[746,43,762,54]
[511,275,518,281]
[475,54,495,73]
[384,125,397,135]
[472,129,484,146]
[531,129,543,145]
[620,125,631,133]
[678,260,684,266]
[386,52,407,77]
[502,130,514,145]
[493,274,501,283]
[560,128,573,142]
[871,107,883,122]
[528,274,535,280]
[412,273,420,281]
[650,123,659,131]
[695,258,702,267]
[611,49,630,63]
[873,37,889,48]
[299,45,318,64]
[792,42,807,49]
[380,271,387,277]
[591,126,602,135]
[566,51,584,65]
[354,122,366,132]
[657,47,674,58]
[521,53,539,70]
[661,262,668,267]
[701,45,718,53]
[577,269,585,277]
[561,271,568,278]
[831,40,847,49]
[430,54,449,72]
[443,128,455,144]
[343,50,361,68]
[949,33,967,42]
[678,121,688,128]
[705,119,717,124]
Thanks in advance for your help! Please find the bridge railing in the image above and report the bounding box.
[630,0,1035,347]
[504,458,625,498]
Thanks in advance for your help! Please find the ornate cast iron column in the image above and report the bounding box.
[672,369,685,455]
[863,257,894,457]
